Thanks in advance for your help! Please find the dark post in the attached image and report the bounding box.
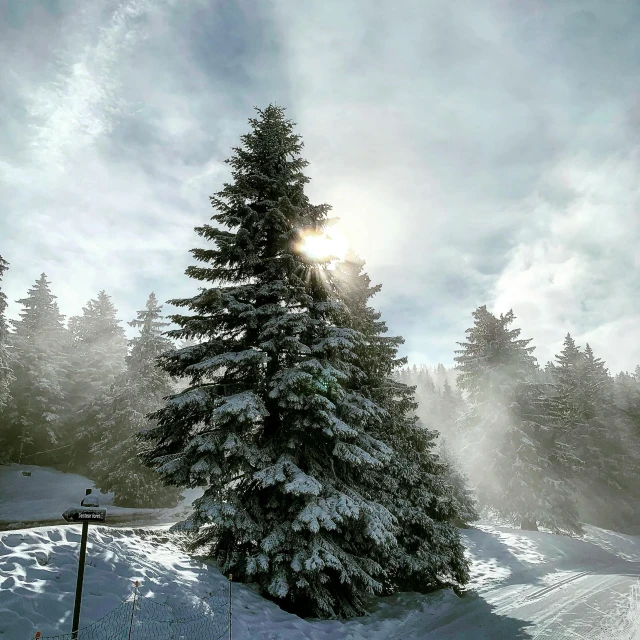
[228,574,232,640]
[71,489,92,640]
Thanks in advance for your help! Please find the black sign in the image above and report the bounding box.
[62,508,107,523]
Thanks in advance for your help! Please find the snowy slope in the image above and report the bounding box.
[0,523,639,640]
[1,466,639,639]
[0,464,203,530]
[464,523,640,639]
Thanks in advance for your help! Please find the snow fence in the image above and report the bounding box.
[31,580,231,640]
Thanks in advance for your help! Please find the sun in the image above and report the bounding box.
[297,227,349,262]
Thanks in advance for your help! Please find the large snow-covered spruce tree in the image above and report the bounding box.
[142,105,467,618]
[4,274,70,464]
[455,306,580,533]
[89,293,182,508]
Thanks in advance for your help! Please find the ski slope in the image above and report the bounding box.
[0,465,639,639]
[464,524,640,639]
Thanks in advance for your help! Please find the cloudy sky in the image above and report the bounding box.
[2,0,639,373]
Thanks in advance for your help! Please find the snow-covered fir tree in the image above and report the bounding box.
[437,440,479,527]
[89,293,182,508]
[546,334,586,475]
[332,253,470,592]
[616,367,640,441]
[455,306,580,533]
[550,340,626,486]
[0,256,12,411]
[434,363,448,390]
[0,256,14,463]
[433,380,478,524]
[64,290,128,471]
[579,344,620,483]
[556,344,638,524]
[611,369,640,529]
[67,290,127,400]
[412,368,440,432]
[4,274,70,465]
[398,365,466,448]
[439,379,462,430]
[141,105,468,618]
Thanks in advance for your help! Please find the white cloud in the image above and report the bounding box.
[26,0,157,172]
[1,0,639,374]
[491,152,640,370]
[1,0,232,330]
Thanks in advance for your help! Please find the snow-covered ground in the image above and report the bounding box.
[0,464,203,531]
[464,523,640,639]
[1,465,639,639]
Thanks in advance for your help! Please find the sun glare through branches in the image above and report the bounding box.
[296,227,349,264]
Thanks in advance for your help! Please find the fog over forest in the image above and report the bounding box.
[1,0,639,634]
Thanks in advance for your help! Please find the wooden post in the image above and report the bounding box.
[71,490,92,640]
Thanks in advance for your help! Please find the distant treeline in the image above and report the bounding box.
[398,310,640,534]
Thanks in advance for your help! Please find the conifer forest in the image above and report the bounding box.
[1,105,639,621]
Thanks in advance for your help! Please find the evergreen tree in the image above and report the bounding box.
[618,367,640,439]
[455,306,580,533]
[437,439,479,527]
[412,367,440,433]
[141,105,467,618]
[417,367,436,395]
[0,256,14,463]
[577,345,634,509]
[434,363,448,390]
[577,344,617,485]
[4,274,70,464]
[65,290,127,471]
[392,366,476,529]
[549,338,639,531]
[613,370,640,505]
[440,379,459,425]
[437,378,467,451]
[67,290,127,400]
[546,334,585,474]
[397,367,411,385]
[0,256,12,411]
[142,106,394,618]
[89,293,182,507]
[550,339,623,488]
[333,253,469,593]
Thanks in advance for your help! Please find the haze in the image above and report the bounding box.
[1,0,639,372]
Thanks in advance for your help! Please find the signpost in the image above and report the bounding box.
[62,489,107,640]
[62,508,107,523]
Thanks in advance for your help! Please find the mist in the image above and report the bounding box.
[2,0,639,374]
[401,313,640,536]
